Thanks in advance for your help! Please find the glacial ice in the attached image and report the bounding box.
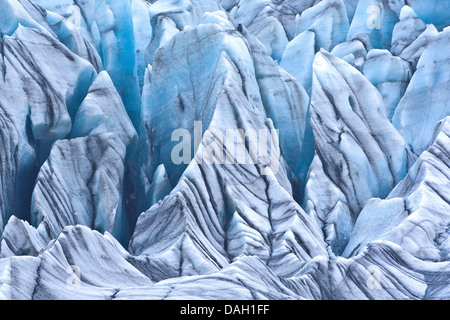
[0,0,50,36]
[31,133,129,244]
[34,0,142,126]
[363,49,411,120]
[139,23,262,188]
[347,0,399,50]
[303,153,353,256]
[130,0,152,87]
[0,0,449,301]
[0,24,95,234]
[70,71,138,150]
[390,6,427,57]
[44,10,104,72]
[224,0,317,41]
[343,0,359,22]
[130,31,326,279]
[410,0,450,31]
[397,24,439,70]
[344,117,450,261]
[244,27,314,201]
[280,30,315,92]
[330,39,367,71]
[144,0,221,64]
[1,216,47,258]
[285,241,450,300]
[310,50,414,219]
[294,0,349,52]
[393,28,450,156]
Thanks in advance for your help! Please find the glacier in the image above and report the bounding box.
[0,0,449,300]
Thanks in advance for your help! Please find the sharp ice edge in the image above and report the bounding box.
[0,0,448,300]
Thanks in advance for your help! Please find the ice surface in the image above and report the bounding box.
[280,30,315,92]
[0,0,50,36]
[393,29,450,156]
[285,241,450,299]
[344,117,450,261]
[31,133,129,244]
[363,49,411,120]
[330,39,367,71]
[130,27,326,279]
[144,0,221,64]
[70,71,137,150]
[410,0,450,31]
[390,6,427,56]
[130,0,152,88]
[310,50,415,220]
[398,24,439,70]
[1,216,47,258]
[295,0,349,52]
[34,0,142,126]
[0,0,449,301]
[0,25,95,234]
[244,28,314,201]
[303,153,353,256]
[225,0,318,41]
[45,10,103,71]
[347,0,399,50]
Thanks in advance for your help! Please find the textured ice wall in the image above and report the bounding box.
[0,0,449,300]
